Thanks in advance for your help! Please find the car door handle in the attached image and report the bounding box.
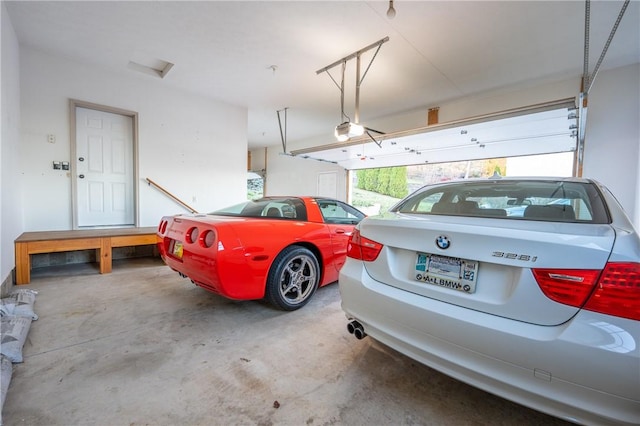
[334,229,345,234]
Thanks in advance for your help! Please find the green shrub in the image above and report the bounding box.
[357,167,408,198]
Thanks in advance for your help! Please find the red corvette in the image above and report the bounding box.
[157,196,365,310]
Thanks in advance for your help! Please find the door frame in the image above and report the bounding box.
[69,99,140,229]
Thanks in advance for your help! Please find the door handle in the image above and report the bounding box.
[334,229,345,234]
[79,174,85,179]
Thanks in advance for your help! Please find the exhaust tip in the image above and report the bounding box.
[347,320,367,339]
[347,321,357,334]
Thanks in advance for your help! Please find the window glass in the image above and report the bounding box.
[317,200,365,225]
[393,180,608,223]
[210,197,307,220]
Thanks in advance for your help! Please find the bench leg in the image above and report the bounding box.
[15,242,31,285]
[99,238,112,274]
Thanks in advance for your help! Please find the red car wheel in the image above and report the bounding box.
[265,245,320,311]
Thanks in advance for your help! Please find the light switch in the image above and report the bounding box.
[53,161,61,170]
[61,161,69,171]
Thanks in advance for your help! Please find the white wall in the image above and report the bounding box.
[582,63,640,226]
[19,47,247,230]
[262,149,348,200]
[1,2,22,291]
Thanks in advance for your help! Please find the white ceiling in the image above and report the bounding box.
[6,1,640,153]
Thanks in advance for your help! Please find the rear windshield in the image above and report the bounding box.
[210,197,307,220]
[392,180,609,224]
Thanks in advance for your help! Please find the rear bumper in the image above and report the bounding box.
[158,241,265,300]
[339,259,640,426]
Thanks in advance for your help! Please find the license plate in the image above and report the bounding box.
[415,253,478,293]
[172,241,184,259]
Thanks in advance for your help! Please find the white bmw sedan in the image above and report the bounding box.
[339,177,639,425]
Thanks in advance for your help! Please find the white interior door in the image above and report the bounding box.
[75,107,134,227]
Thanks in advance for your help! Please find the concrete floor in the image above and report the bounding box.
[3,258,572,426]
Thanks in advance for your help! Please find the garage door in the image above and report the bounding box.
[291,98,577,171]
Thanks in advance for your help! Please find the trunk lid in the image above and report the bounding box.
[359,212,615,326]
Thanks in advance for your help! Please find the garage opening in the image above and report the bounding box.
[291,98,578,214]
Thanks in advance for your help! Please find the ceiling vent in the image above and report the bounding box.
[128,52,174,79]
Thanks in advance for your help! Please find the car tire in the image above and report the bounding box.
[265,245,320,311]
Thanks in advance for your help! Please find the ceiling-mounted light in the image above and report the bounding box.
[335,122,365,142]
[387,0,396,18]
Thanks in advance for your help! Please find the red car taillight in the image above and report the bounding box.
[346,229,383,262]
[158,219,168,234]
[185,227,199,244]
[201,230,216,248]
[533,262,640,321]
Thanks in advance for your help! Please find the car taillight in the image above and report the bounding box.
[158,219,168,234]
[584,262,640,321]
[346,229,383,262]
[533,262,640,321]
[533,268,600,306]
[186,227,199,244]
[201,230,216,248]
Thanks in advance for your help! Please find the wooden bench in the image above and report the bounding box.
[14,227,158,285]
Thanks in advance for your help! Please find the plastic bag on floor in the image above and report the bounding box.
[0,289,38,320]
[0,315,33,363]
[0,354,12,411]
[0,295,19,317]
[0,298,13,317]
